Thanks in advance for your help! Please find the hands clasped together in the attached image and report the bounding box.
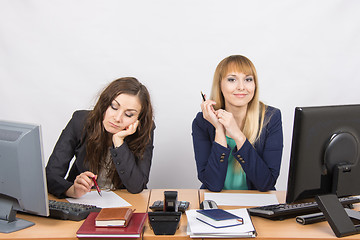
[201,96,246,148]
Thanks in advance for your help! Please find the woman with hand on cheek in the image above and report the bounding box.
[46,77,154,198]
[192,55,283,192]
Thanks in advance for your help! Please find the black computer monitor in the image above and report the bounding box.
[0,120,49,233]
[286,104,360,204]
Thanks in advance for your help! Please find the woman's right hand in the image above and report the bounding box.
[65,171,96,198]
[112,120,139,148]
[201,95,226,146]
[201,98,222,129]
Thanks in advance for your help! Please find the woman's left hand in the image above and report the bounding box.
[112,120,139,147]
[216,109,246,147]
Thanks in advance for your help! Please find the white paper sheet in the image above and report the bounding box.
[66,190,131,208]
[204,192,279,206]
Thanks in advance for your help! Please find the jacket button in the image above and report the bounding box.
[220,159,224,162]
[120,170,125,174]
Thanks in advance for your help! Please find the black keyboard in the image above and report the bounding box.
[248,196,360,220]
[149,200,190,213]
[48,200,101,221]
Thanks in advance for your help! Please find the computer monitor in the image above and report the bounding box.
[286,104,360,204]
[0,120,49,233]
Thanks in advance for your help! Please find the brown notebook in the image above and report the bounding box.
[95,207,135,227]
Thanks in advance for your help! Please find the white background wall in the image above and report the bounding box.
[1,0,359,191]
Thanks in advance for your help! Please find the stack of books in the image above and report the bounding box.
[186,208,256,238]
[76,207,146,238]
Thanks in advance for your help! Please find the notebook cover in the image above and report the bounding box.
[77,212,146,238]
[196,209,241,221]
[95,207,134,227]
[196,213,243,228]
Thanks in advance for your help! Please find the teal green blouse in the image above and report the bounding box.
[223,136,248,190]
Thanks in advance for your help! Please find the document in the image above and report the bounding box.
[204,192,278,206]
[186,208,256,238]
[66,190,131,208]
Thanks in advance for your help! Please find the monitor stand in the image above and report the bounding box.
[316,194,360,238]
[0,199,35,233]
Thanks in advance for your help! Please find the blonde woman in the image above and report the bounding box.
[192,55,283,192]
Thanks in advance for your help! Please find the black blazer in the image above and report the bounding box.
[45,110,154,198]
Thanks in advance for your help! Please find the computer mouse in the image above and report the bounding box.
[200,200,218,210]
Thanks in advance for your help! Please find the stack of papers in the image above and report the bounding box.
[186,208,256,238]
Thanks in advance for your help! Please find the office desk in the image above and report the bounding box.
[143,189,199,240]
[200,190,360,240]
[0,190,150,240]
[3,189,360,240]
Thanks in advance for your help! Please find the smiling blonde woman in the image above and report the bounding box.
[192,55,283,192]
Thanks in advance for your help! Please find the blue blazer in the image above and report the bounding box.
[192,106,283,192]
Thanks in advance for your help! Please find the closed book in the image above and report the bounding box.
[196,212,243,228]
[196,209,242,221]
[95,207,134,227]
[77,212,147,238]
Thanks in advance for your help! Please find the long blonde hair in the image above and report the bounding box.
[210,55,266,144]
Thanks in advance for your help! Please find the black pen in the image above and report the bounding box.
[201,91,206,101]
[92,176,102,197]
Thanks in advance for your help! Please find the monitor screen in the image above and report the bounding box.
[285,104,360,204]
[0,120,49,233]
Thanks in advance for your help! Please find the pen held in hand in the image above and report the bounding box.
[92,176,102,197]
[201,91,206,101]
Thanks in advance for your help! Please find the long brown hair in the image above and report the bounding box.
[84,77,153,187]
[210,55,266,144]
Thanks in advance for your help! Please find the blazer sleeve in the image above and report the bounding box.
[45,110,88,198]
[192,112,231,192]
[235,108,283,191]
[109,124,155,193]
